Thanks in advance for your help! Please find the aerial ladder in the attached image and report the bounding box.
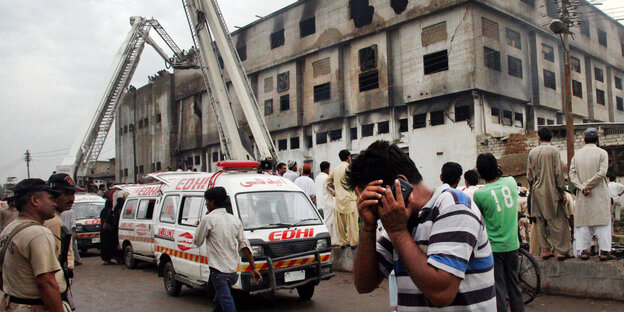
[59,17,195,179]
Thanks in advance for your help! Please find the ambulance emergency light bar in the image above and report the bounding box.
[217,160,262,171]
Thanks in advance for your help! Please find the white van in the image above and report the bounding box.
[129,161,334,300]
[73,193,106,253]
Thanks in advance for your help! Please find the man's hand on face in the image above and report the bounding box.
[355,180,384,228]
[378,179,411,235]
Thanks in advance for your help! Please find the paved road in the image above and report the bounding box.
[72,252,624,311]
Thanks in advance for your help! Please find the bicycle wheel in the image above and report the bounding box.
[517,248,540,304]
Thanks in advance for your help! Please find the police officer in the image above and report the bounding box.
[44,173,80,270]
[0,179,69,312]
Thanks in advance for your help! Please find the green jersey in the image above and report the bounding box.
[473,176,519,252]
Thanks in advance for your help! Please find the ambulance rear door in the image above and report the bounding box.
[133,197,158,256]
[171,194,206,280]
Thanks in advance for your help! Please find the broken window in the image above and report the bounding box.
[378,121,389,134]
[361,124,374,137]
[313,58,330,77]
[413,113,426,129]
[264,99,273,115]
[481,17,499,41]
[542,44,554,62]
[537,117,545,126]
[580,19,590,37]
[543,70,556,90]
[546,0,559,19]
[514,112,524,127]
[502,110,513,126]
[594,67,604,82]
[195,155,200,165]
[359,70,379,92]
[280,94,290,111]
[508,56,523,78]
[300,17,316,37]
[236,45,247,62]
[484,47,501,71]
[278,139,288,151]
[571,56,581,73]
[547,119,555,125]
[264,77,273,93]
[314,83,331,102]
[291,137,300,149]
[424,50,448,75]
[430,110,445,126]
[329,129,342,141]
[277,71,290,93]
[491,107,500,124]
[359,45,378,71]
[616,77,623,90]
[270,29,285,49]
[596,89,606,105]
[316,131,328,144]
[421,22,447,47]
[156,113,162,123]
[390,0,408,14]
[506,28,521,49]
[399,118,408,132]
[572,80,583,98]
[455,106,470,122]
[598,29,607,47]
[349,0,374,28]
[618,97,624,111]
[350,127,358,140]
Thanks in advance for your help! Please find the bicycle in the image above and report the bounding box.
[517,245,541,304]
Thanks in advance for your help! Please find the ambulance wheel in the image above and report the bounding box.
[124,245,137,269]
[163,261,182,296]
[297,284,315,300]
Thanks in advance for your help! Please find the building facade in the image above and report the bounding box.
[115,0,624,185]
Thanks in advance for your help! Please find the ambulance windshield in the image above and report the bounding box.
[235,191,323,230]
[73,202,105,220]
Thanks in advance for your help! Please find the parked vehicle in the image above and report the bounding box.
[74,193,106,253]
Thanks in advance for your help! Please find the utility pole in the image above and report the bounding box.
[24,150,32,178]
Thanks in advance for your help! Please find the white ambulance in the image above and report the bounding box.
[73,193,106,254]
[123,161,334,300]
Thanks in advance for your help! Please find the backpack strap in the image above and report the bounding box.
[0,220,40,271]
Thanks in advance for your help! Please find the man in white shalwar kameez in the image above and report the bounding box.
[314,161,338,246]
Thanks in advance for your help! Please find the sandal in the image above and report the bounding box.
[541,252,554,260]
[556,254,571,261]
[580,252,590,261]
[600,254,617,262]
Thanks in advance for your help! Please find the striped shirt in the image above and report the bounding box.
[377,184,496,311]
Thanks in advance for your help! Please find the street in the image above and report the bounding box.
[71,251,624,312]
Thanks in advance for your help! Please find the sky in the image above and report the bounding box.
[0,0,622,184]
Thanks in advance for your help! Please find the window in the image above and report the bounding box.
[270,29,285,49]
[514,112,524,127]
[138,120,143,129]
[120,127,124,136]
[186,157,193,166]
[618,97,624,111]
[484,47,501,71]
[156,162,162,171]
[481,17,499,40]
[314,83,331,102]
[430,110,445,126]
[359,45,378,71]
[194,155,200,165]
[129,124,135,132]
[421,22,447,47]
[156,113,162,123]
[546,0,559,18]
[547,119,555,125]
[123,168,128,177]
[580,19,590,36]
[543,70,556,90]
[300,17,316,37]
[306,135,313,148]
[378,121,389,134]
[502,110,513,126]
[329,129,342,141]
[316,131,327,144]
[212,152,219,162]
[290,137,300,149]
[455,106,470,122]
[124,125,128,134]
[506,28,521,49]
[424,50,448,75]
[542,44,554,62]
[277,72,289,92]
[179,197,204,227]
[571,57,581,73]
[598,29,607,47]
[122,199,138,220]
[350,127,358,140]
[556,113,564,125]
[139,165,144,174]
[594,67,604,82]
[537,117,545,126]
[596,89,605,105]
[144,118,149,127]
[491,107,500,124]
[572,80,583,98]
[278,139,288,151]
[508,56,523,78]
[313,58,330,77]
[280,94,290,111]
[616,77,623,90]
[236,45,247,62]
[264,77,273,93]
[264,99,273,115]
[362,124,374,137]
[413,113,427,129]
[399,118,408,132]
[359,70,379,92]
[136,199,156,220]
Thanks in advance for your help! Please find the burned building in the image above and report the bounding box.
[116,0,624,184]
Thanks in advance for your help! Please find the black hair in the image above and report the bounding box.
[320,161,330,172]
[277,162,286,170]
[464,170,479,186]
[441,162,463,186]
[476,153,499,182]
[585,136,598,144]
[204,186,229,207]
[610,176,616,182]
[537,127,552,142]
[303,167,311,175]
[346,140,422,190]
[15,192,42,212]
[339,149,351,161]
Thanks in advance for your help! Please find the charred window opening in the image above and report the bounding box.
[186,158,193,166]
[264,77,273,93]
[329,129,342,141]
[514,112,524,127]
[616,77,623,90]
[413,113,426,129]
[156,162,162,171]
[139,165,144,174]
[543,70,556,90]
[144,118,149,128]
[484,47,501,71]
[546,0,559,19]
[138,120,144,129]
[349,0,374,28]
[271,29,285,49]
[502,110,513,126]
[362,124,374,137]
[314,83,331,102]
[124,168,128,177]
[359,46,378,71]
[264,99,273,115]
[377,121,389,134]
[350,127,358,140]
[277,72,290,93]
[236,45,247,62]
[617,97,624,111]
[359,70,379,92]
[572,80,583,98]
[506,28,521,49]
[508,56,523,78]
[596,89,606,105]
[594,67,604,82]
[491,108,500,124]
[390,0,408,14]
[300,17,316,37]
[290,137,300,149]
[306,135,313,148]
[481,17,499,41]
[423,50,448,75]
[316,131,328,144]
[399,118,408,132]
[598,29,607,47]
[195,155,201,165]
[547,119,555,125]
[430,110,445,126]
[156,113,162,123]
[120,127,124,136]
[455,106,470,122]
[124,125,128,134]
[580,20,590,36]
[129,124,135,132]
[280,94,290,111]
[212,152,218,162]
[278,139,288,151]
[542,44,554,62]
[537,118,545,126]
[571,57,581,73]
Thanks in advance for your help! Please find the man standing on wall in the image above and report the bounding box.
[315,161,338,246]
[327,150,359,249]
[526,127,570,260]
